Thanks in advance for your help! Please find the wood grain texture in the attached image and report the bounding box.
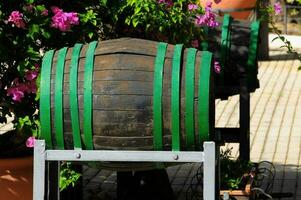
[49,38,214,156]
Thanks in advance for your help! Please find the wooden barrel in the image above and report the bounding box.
[39,38,214,170]
[202,14,260,99]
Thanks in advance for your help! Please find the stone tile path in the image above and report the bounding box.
[216,49,301,200]
[83,47,301,199]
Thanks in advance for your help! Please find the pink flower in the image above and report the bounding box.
[188,4,198,11]
[8,11,26,29]
[214,61,221,73]
[195,1,219,28]
[16,83,28,93]
[195,15,206,25]
[274,2,282,15]
[25,70,38,81]
[41,9,49,16]
[158,0,173,7]
[25,4,34,13]
[7,87,25,102]
[26,82,37,93]
[51,7,79,32]
[191,39,199,48]
[64,12,80,25]
[205,1,213,9]
[6,72,38,102]
[195,13,219,27]
[51,6,62,14]
[34,63,40,69]
[26,136,36,148]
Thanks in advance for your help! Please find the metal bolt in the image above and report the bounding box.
[75,153,81,159]
[173,155,179,160]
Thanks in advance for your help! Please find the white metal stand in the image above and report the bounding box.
[33,140,216,200]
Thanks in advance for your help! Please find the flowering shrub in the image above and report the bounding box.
[258,1,301,65]
[0,0,102,155]
[51,7,79,32]
[8,11,26,29]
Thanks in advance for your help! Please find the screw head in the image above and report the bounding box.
[173,155,179,160]
[75,153,81,159]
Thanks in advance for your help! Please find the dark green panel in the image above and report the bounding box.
[153,42,168,150]
[70,43,83,149]
[83,41,98,150]
[40,50,55,149]
[171,44,183,151]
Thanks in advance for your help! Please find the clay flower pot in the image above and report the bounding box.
[200,0,257,19]
[0,156,33,200]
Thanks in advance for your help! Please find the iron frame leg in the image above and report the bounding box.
[239,76,250,161]
[33,140,46,200]
[33,140,216,200]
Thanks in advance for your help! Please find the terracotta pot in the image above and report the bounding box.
[199,0,257,19]
[0,156,33,200]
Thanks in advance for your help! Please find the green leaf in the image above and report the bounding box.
[42,30,51,39]
[146,24,151,31]
[134,6,141,14]
[18,116,31,128]
[100,0,108,6]
[36,5,46,12]
[91,20,97,26]
[88,32,94,39]
[132,18,139,27]
[125,18,131,25]
[59,162,82,191]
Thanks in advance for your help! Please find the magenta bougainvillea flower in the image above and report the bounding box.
[214,61,221,73]
[158,0,173,7]
[51,7,79,32]
[26,82,37,93]
[25,70,38,81]
[6,68,38,102]
[8,11,26,29]
[41,9,49,16]
[191,39,199,48]
[195,2,219,28]
[7,87,25,102]
[25,4,34,13]
[51,6,62,14]
[188,4,198,11]
[274,2,282,15]
[26,136,36,148]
